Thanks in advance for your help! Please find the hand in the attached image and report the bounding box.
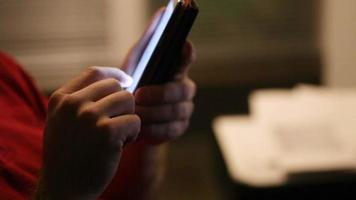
[120,6,196,145]
[38,67,141,200]
[100,9,197,199]
[129,41,197,144]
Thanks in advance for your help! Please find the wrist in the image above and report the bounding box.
[106,141,168,199]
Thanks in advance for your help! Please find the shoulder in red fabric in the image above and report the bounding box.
[0,52,47,199]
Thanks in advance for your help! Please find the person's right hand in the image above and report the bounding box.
[37,67,141,200]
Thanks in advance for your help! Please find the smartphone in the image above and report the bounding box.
[126,0,199,93]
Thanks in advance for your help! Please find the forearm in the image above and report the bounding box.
[103,141,168,200]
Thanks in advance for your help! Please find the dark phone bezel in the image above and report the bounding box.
[135,0,199,89]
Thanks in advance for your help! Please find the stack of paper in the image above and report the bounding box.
[213,86,356,187]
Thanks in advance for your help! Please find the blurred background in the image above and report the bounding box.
[1,0,356,199]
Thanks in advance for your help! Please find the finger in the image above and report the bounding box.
[97,114,141,147]
[175,41,196,80]
[136,101,194,124]
[135,79,196,106]
[58,67,132,94]
[139,120,189,143]
[94,91,135,118]
[122,8,165,74]
[72,78,122,102]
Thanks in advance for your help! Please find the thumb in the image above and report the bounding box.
[58,66,133,94]
[95,66,133,88]
[175,41,196,80]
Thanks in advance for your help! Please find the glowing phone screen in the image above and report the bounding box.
[126,0,175,93]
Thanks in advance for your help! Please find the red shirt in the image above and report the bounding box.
[0,52,130,199]
[0,52,47,199]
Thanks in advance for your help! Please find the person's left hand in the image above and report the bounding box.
[123,41,197,144]
[100,10,197,196]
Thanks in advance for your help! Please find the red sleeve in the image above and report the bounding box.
[0,52,124,199]
[0,52,47,199]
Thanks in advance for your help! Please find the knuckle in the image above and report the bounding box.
[97,119,116,135]
[86,66,105,81]
[120,91,136,112]
[77,104,99,121]
[129,115,142,134]
[97,120,123,149]
[99,115,141,146]
[121,90,135,103]
[120,115,141,145]
[168,121,189,141]
[61,94,82,110]
[48,91,65,108]
[106,78,122,91]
